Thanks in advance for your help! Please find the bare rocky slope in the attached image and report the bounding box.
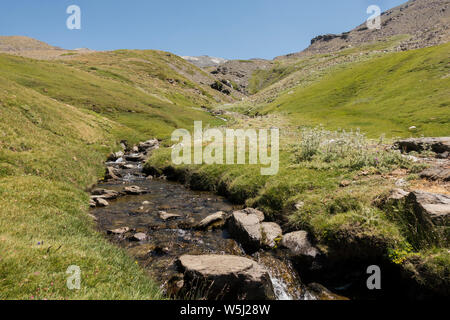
[278,0,449,59]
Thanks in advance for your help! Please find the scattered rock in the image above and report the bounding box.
[395,178,408,187]
[94,197,109,207]
[420,167,450,181]
[339,180,351,187]
[107,151,124,162]
[159,211,182,221]
[91,188,120,199]
[89,199,96,208]
[138,139,159,153]
[105,166,120,180]
[436,152,449,159]
[281,231,319,259]
[107,227,130,235]
[260,222,282,248]
[395,137,450,154]
[388,188,410,201]
[196,211,228,230]
[177,254,275,300]
[125,153,146,162]
[131,233,147,242]
[124,185,147,195]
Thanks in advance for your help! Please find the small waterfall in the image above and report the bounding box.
[269,273,294,300]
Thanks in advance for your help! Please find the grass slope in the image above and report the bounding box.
[0,51,223,299]
[262,43,450,138]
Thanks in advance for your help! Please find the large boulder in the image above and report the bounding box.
[177,254,275,300]
[227,208,265,253]
[395,137,450,154]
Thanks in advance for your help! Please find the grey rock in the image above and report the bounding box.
[228,209,263,253]
[260,222,282,248]
[410,191,450,226]
[281,231,319,259]
[196,211,228,230]
[107,227,130,235]
[124,185,147,195]
[159,211,182,221]
[177,254,274,300]
[420,167,450,181]
[395,137,450,154]
[131,233,147,241]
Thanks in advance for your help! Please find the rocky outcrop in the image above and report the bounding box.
[395,137,450,154]
[420,167,450,181]
[177,254,275,300]
[409,191,450,226]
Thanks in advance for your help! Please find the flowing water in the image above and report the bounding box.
[90,152,333,300]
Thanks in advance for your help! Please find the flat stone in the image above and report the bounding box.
[131,233,147,241]
[177,254,275,300]
[94,197,109,207]
[124,186,147,195]
[91,188,120,199]
[196,211,228,230]
[125,153,145,162]
[159,211,182,221]
[107,227,130,235]
[388,188,410,201]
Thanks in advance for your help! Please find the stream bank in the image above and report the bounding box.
[89,139,347,300]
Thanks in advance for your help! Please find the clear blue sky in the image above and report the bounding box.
[0,0,407,60]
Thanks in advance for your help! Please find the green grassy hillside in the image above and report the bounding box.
[261,43,450,138]
[0,51,223,299]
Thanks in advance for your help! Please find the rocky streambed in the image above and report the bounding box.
[89,139,347,300]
